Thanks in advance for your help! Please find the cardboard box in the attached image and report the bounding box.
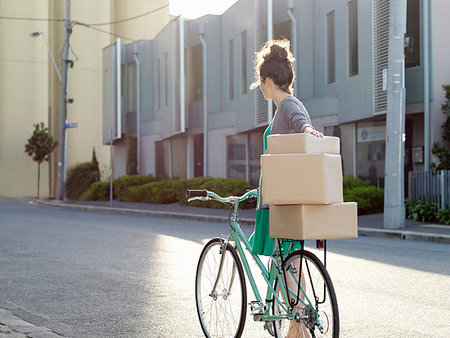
[269,203,358,240]
[267,133,340,155]
[261,153,343,205]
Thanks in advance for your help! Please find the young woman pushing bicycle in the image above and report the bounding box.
[249,39,323,338]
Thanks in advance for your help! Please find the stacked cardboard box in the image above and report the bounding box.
[261,133,358,240]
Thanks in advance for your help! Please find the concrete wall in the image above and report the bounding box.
[0,0,50,197]
[0,0,170,197]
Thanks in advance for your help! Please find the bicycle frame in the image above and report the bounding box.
[190,189,315,323]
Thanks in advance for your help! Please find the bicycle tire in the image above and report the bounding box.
[195,238,247,338]
[272,249,339,338]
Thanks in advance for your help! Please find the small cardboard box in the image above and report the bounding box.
[261,153,343,205]
[267,133,340,155]
[269,202,358,240]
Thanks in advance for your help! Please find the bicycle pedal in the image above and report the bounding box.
[253,314,263,321]
[249,301,267,315]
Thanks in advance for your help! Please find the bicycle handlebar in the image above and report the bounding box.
[185,188,258,205]
[185,189,208,197]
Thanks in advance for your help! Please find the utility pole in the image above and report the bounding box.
[57,0,71,200]
[384,0,407,229]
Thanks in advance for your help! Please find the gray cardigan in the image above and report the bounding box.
[259,96,313,209]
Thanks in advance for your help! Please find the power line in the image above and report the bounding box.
[0,16,64,22]
[74,22,136,42]
[85,4,169,26]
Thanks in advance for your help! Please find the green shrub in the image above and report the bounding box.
[113,174,158,201]
[406,198,439,222]
[90,181,110,201]
[344,185,384,215]
[437,207,450,225]
[129,179,178,204]
[65,161,100,200]
[343,176,371,191]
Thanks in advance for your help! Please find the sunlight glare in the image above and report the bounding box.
[170,0,239,19]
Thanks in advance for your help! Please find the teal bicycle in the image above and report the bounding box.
[187,188,339,338]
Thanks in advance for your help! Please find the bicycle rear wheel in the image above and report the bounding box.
[195,238,247,338]
[272,249,339,338]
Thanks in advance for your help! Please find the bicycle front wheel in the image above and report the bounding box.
[195,238,247,338]
[272,249,339,338]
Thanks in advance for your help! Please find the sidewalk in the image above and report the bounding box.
[0,308,62,338]
[36,199,450,244]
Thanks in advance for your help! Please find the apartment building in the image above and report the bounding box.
[103,0,449,189]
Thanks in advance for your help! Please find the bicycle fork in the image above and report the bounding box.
[209,238,236,300]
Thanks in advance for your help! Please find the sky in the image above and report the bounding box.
[169,0,239,19]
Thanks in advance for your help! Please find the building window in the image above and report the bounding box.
[326,10,336,84]
[241,31,247,95]
[356,121,386,187]
[188,44,203,103]
[227,134,246,179]
[348,0,359,77]
[229,39,234,100]
[157,58,161,110]
[164,52,168,106]
[405,0,420,68]
[127,63,137,112]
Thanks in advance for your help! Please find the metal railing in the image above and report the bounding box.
[409,170,450,209]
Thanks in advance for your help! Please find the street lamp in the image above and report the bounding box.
[30,32,62,82]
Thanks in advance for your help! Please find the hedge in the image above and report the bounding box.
[344,185,384,215]
[113,174,158,202]
[65,161,100,200]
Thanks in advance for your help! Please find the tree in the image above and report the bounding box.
[24,122,58,198]
[126,124,138,175]
[431,85,450,172]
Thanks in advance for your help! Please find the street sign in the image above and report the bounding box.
[65,122,78,129]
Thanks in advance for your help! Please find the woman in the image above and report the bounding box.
[249,39,323,338]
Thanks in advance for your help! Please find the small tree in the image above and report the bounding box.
[126,124,138,175]
[24,122,58,198]
[431,85,450,172]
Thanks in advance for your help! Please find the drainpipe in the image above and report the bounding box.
[423,0,430,169]
[199,23,208,177]
[268,0,273,121]
[287,0,298,96]
[133,48,141,174]
[179,15,186,133]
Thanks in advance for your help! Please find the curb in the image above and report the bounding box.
[35,200,255,226]
[0,308,63,337]
[36,200,450,244]
[358,227,450,244]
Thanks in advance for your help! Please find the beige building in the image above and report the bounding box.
[0,0,170,197]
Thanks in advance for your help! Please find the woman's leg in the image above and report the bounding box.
[285,259,311,338]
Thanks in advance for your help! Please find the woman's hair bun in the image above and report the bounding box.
[264,44,288,63]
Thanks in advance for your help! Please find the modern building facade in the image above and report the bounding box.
[0,0,171,197]
[104,0,450,189]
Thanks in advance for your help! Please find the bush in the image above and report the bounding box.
[343,176,371,191]
[113,174,158,201]
[344,185,384,215]
[90,181,111,201]
[129,179,178,204]
[437,207,450,225]
[65,161,100,200]
[406,198,450,225]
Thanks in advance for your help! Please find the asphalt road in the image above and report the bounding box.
[0,199,449,337]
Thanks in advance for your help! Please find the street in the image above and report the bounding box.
[0,199,449,337]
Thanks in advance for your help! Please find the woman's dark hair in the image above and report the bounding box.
[250,39,295,94]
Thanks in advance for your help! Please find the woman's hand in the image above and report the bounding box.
[303,126,324,138]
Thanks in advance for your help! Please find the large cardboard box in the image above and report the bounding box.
[261,153,343,205]
[267,133,340,155]
[269,203,358,240]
